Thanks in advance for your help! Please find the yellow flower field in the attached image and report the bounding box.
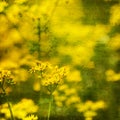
[0,0,120,120]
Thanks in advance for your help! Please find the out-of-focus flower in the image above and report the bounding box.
[0,1,8,13]
[84,110,97,118]
[65,95,80,106]
[15,0,28,4]
[76,100,105,112]
[1,29,22,48]
[76,100,106,120]
[110,4,120,25]
[27,5,41,19]
[108,34,120,51]
[91,101,105,111]
[85,117,93,120]
[105,69,120,81]
[53,84,80,108]
[23,114,38,120]
[67,69,82,82]
[1,98,38,119]
[6,4,21,24]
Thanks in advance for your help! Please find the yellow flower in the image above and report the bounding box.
[15,0,28,4]
[84,111,97,118]
[1,29,22,48]
[41,73,62,86]
[85,117,93,120]
[33,80,41,91]
[76,101,93,112]
[110,4,120,25]
[108,34,120,50]
[0,1,8,12]
[67,69,82,82]
[65,96,80,106]
[105,69,120,81]
[23,114,38,120]
[6,4,21,24]
[30,61,50,73]
[58,84,68,91]
[76,100,105,113]
[55,101,63,107]
[1,99,38,119]
[105,69,114,76]
[31,61,68,87]
[0,69,11,78]
[91,101,105,110]
[27,4,42,19]
[0,14,9,34]
[112,74,120,81]
[64,88,76,96]
[30,61,69,93]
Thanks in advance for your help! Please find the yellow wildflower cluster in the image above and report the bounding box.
[23,114,38,120]
[30,61,50,73]
[53,84,80,107]
[0,69,11,79]
[55,24,110,66]
[108,34,120,51]
[110,4,120,25]
[42,66,68,86]
[1,98,38,119]
[30,61,68,88]
[0,0,119,119]
[76,100,105,120]
[105,69,120,81]
[0,1,8,13]
[67,69,82,82]
[0,69,14,94]
[15,0,28,4]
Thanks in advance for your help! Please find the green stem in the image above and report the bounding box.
[1,81,14,120]
[6,97,14,120]
[47,93,53,120]
[37,18,41,59]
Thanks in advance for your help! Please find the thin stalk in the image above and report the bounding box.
[37,18,41,59]
[47,93,53,120]
[37,18,41,42]
[6,97,14,120]
[1,79,14,120]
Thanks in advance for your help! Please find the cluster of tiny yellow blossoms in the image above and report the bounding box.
[0,69,14,92]
[23,114,38,120]
[0,69,11,80]
[30,61,68,88]
[53,84,81,107]
[30,61,50,73]
[42,66,68,86]
[105,69,120,81]
[76,100,105,120]
[0,1,8,13]
[1,98,38,119]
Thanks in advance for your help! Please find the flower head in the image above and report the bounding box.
[0,1,8,13]
[0,69,14,96]
[29,61,51,73]
[30,61,69,93]
[0,69,14,86]
[23,114,38,120]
